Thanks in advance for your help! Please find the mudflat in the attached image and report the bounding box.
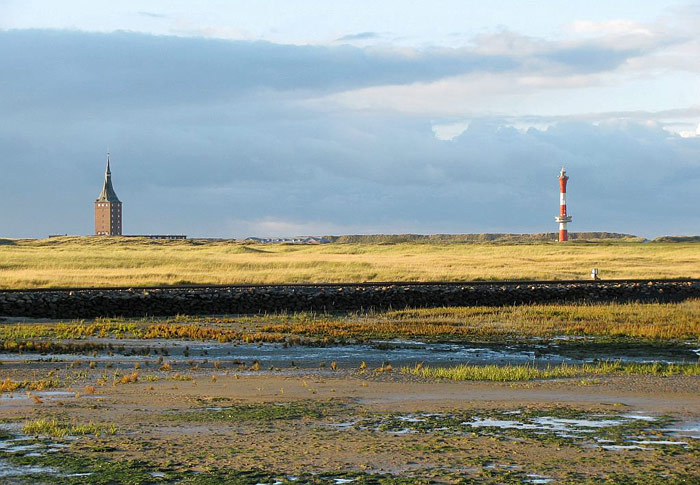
[1,303,698,482]
[1,364,699,483]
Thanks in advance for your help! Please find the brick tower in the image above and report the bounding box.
[95,153,122,236]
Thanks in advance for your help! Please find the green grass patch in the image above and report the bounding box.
[22,418,117,438]
[401,361,700,382]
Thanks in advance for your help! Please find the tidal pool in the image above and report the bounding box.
[1,338,696,369]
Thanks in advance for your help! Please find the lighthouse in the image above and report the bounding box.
[555,167,572,242]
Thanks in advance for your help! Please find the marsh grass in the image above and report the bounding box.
[0,237,698,288]
[260,300,700,341]
[117,372,139,385]
[0,377,60,392]
[22,418,117,438]
[1,300,698,349]
[402,361,700,382]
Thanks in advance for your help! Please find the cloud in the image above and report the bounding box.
[137,11,167,19]
[0,29,699,238]
[2,95,698,238]
[679,122,700,138]
[1,26,678,118]
[0,29,523,113]
[571,20,653,36]
[336,32,381,42]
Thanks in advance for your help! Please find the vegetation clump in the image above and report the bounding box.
[1,377,60,393]
[402,361,700,382]
[22,418,117,438]
[3,300,697,348]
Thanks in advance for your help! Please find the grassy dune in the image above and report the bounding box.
[0,236,698,288]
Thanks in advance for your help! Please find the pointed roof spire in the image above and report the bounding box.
[96,152,121,202]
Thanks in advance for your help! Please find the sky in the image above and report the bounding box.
[1,0,699,238]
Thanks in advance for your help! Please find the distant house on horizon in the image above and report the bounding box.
[243,236,330,244]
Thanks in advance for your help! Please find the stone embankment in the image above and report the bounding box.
[0,280,698,319]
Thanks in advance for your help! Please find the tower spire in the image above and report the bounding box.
[95,151,123,236]
[96,152,120,203]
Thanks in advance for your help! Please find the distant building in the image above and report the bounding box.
[124,235,187,240]
[95,154,122,236]
[243,236,330,244]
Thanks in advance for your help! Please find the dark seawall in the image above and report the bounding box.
[0,280,698,319]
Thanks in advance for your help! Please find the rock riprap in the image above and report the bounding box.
[0,280,698,318]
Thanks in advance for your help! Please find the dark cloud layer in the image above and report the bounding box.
[1,28,667,112]
[0,30,517,111]
[0,30,698,238]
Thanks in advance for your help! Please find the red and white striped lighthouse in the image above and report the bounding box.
[555,167,572,242]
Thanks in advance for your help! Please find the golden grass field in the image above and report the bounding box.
[0,236,698,289]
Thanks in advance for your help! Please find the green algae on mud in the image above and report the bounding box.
[1,445,423,484]
[168,399,348,423]
[2,405,698,484]
[352,407,680,448]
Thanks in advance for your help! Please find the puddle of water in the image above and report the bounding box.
[663,421,700,440]
[360,410,690,453]
[465,418,525,429]
[0,391,88,409]
[0,425,74,480]
[396,416,426,423]
[620,413,657,422]
[0,441,42,453]
[631,440,686,445]
[463,416,629,434]
[533,417,626,429]
[526,475,553,484]
[600,445,646,450]
[332,421,358,429]
[1,391,75,402]
[0,460,56,478]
